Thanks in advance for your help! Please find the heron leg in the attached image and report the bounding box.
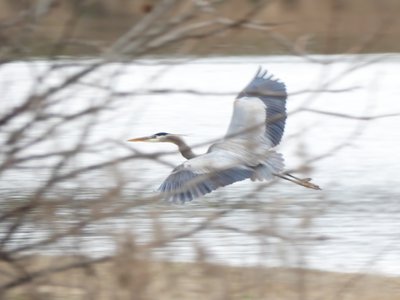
[286,173,312,182]
[274,173,321,190]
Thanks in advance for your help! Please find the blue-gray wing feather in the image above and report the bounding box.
[238,67,287,147]
[158,167,253,203]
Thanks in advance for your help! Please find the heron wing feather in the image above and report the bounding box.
[157,67,288,203]
[224,96,267,143]
[237,67,287,147]
[158,148,284,202]
[158,164,252,203]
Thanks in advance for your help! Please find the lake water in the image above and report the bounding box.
[1,54,400,275]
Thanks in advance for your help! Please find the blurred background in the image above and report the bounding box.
[1,0,400,56]
[1,1,400,299]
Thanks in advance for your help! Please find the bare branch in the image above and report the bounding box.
[303,108,400,120]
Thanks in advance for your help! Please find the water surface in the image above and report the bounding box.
[1,54,400,275]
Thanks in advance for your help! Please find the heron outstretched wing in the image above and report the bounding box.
[158,149,284,203]
[158,68,287,203]
[227,67,287,148]
[158,151,254,203]
[158,164,253,203]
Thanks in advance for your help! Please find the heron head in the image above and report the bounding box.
[127,132,178,143]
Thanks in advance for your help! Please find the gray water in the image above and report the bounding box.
[1,54,400,275]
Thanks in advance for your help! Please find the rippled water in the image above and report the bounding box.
[1,54,400,275]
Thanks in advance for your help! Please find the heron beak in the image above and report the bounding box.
[127,136,152,142]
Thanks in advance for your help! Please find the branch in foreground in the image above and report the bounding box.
[0,256,111,291]
[303,108,400,120]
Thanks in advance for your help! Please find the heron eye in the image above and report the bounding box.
[155,132,168,136]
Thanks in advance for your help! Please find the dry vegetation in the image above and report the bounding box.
[2,254,400,300]
[1,1,400,299]
[0,0,400,56]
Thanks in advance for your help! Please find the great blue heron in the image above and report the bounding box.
[128,68,320,202]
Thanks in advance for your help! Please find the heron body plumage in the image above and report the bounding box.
[158,68,290,202]
[129,67,320,203]
[158,149,285,202]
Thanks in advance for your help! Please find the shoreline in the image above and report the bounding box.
[2,255,400,299]
[1,0,400,58]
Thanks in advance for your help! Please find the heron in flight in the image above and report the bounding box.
[128,68,320,202]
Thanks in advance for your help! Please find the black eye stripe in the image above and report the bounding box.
[155,132,168,136]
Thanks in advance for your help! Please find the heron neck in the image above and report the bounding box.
[167,136,197,159]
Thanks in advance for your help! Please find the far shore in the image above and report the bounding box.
[1,0,400,58]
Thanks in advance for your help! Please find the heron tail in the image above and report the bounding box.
[250,150,284,181]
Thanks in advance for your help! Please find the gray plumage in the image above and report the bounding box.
[237,67,287,147]
[159,166,254,203]
[129,67,320,203]
[157,67,289,202]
